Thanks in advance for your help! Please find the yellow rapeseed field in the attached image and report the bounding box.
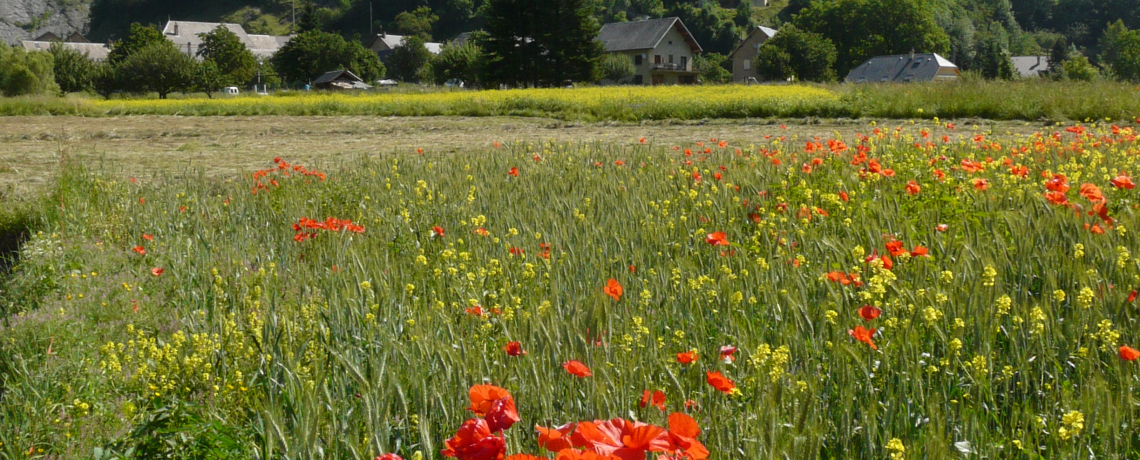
[81,85,841,119]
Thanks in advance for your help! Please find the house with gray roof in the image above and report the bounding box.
[367,33,443,59]
[22,40,111,61]
[161,20,291,59]
[313,69,371,90]
[845,53,959,83]
[597,17,702,85]
[1011,55,1050,78]
[728,25,777,83]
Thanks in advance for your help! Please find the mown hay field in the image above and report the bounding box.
[1,120,1140,459]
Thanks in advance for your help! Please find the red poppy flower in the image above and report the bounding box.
[474,227,489,236]
[827,271,851,285]
[705,232,728,246]
[1129,290,1138,303]
[376,454,404,460]
[705,371,736,394]
[1121,345,1140,361]
[563,360,592,377]
[537,423,577,452]
[503,341,526,356]
[552,449,613,460]
[603,278,623,301]
[151,267,165,277]
[839,191,849,202]
[1111,173,1135,189]
[848,326,878,350]
[416,148,424,154]
[936,224,949,232]
[509,167,519,177]
[640,389,666,411]
[675,351,698,365]
[972,178,989,191]
[1044,191,1069,205]
[432,226,445,237]
[142,234,154,241]
[468,385,520,432]
[910,245,929,257]
[1079,183,1105,203]
[509,247,524,256]
[441,418,506,460]
[905,181,921,195]
[884,241,907,257]
[132,246,146,255]
[857,305,881,321]
[666,413,709,460]
[719,345,737,362]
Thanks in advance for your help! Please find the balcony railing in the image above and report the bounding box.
[650,63,692,72]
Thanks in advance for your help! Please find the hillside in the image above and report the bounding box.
[0,0,91,45]
[3,0,1140,66]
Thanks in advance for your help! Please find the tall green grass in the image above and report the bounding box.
[1,80,1137,121]
[1,122,1139,459]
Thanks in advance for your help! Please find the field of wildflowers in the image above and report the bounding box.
[0,80,1138,121]
[1,119,1140,459]
[0,85,841,121]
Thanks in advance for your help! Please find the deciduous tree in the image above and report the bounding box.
[197,25,258,86]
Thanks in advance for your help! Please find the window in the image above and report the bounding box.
[654,55,661,64]
[634,75,643,84]
[634,54,643,65]
[668,55,674,64]
[681,56,688,69]
[742,59,750,70]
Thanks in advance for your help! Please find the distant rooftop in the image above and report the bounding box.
[597,17,702,53]
[846,53,959,83]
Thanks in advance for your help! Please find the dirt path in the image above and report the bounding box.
[0,115,1041,199]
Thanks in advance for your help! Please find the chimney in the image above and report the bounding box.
[174,23,178,35]
[909,49,915,60]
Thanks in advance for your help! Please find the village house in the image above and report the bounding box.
[597,17,702,85]
[1012,55,1050,78]
[845,52,959,83]
[312,69,371,90]
[21,32,110,61]
[161,20,291,59]
[367,33,443,59]
[728,25,777,83]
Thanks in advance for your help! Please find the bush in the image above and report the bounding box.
[50,42,96,94]
[388,36,433,83]
[597,53,635,84]
[1062,54,1100,82]
[432,41,483,86]
[119,42,196,98]
[694,53,732,84]
[755,24,837,82]
[271,30,385,86]
[0,44,58,96]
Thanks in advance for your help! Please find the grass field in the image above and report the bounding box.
[1,117,1139,459]
[1,80,1138,122]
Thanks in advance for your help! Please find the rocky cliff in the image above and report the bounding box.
[0,0,91,45]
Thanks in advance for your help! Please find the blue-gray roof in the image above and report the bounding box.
[845,53,958,83]
[1011,56,1050,77]
[597,17,702,53]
